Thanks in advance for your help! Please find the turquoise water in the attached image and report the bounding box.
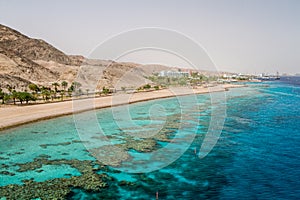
[0,79,300,199]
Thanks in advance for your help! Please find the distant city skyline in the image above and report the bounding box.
[0,0,299,74]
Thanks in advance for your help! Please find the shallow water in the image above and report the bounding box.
[0,79,300,199]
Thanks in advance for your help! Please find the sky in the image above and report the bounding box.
[0,0,299,74]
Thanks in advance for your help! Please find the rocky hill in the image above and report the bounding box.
[1,24,217,92]
[0,46,58,82]
[0,24,81,66]
[0,24,176,92]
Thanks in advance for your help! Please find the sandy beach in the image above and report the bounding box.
[0,84,244,130]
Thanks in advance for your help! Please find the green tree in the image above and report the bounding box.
[178,78,187,86]
[52,82,60,99]
[60,90,65,101]
[11,90,17,105]
[24,92,36,104]
[50,90,55,101]
[143,84,151,90]
[102,87,109,95]
[4,93,11,104]
[61,81,68,91]
[69,82,82,96]
[28,83,39,93]
[67,88,73,97]
[68,85,74,92]
[41,89,50,102]
[28,83,40,100]
[72,82,82,90]
[0,88,5,104]
[78,88,82,96]
[16,92,25,104]
[52,82,60,92]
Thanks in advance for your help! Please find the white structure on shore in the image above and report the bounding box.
[159,70,190,78]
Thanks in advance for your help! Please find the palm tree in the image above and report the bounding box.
[0,88,5,104]
[11,90,17,105]
[61,81,68,91]
[28,83,39,93]
[102,87,109,95]
[52,82,60,99]
[6,84,13,93]
[73,82,81,89]
[60,90,65,101]
[71,82,82,96]
[50,90,55,101]
[52,82,60,92]
[41,88,50,102]
[4,93,11,104]
[67,88,72,97]
[28,83,39,101]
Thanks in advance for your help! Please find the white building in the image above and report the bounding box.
[159,71,189,78]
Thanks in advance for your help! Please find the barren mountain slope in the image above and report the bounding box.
[0,24,176,91]
[0,24,81,66]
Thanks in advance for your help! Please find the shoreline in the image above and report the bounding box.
[0,84,245,131]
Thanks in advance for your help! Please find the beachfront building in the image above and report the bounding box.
[159,70,190,78]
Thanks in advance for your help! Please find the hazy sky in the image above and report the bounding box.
[1,0,299,74]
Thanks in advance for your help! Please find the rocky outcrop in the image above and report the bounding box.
[0,24,81,66]
[0,46,58,84]
[0,74,32,90]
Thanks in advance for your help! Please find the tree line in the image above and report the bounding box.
[0,81,110,105]
[0,81,161,105]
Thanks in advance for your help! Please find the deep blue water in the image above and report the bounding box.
[0,78,300,199]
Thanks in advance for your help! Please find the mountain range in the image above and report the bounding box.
[0,24,175,92]
[0,24,224,92]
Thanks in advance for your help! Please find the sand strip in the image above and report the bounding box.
[0,84,244,130]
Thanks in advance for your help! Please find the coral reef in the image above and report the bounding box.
[0,158,109,199]
[0,113,185,199]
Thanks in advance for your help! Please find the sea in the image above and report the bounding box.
[0,77,299,199]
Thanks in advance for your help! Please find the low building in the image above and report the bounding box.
[159,70,189,78]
